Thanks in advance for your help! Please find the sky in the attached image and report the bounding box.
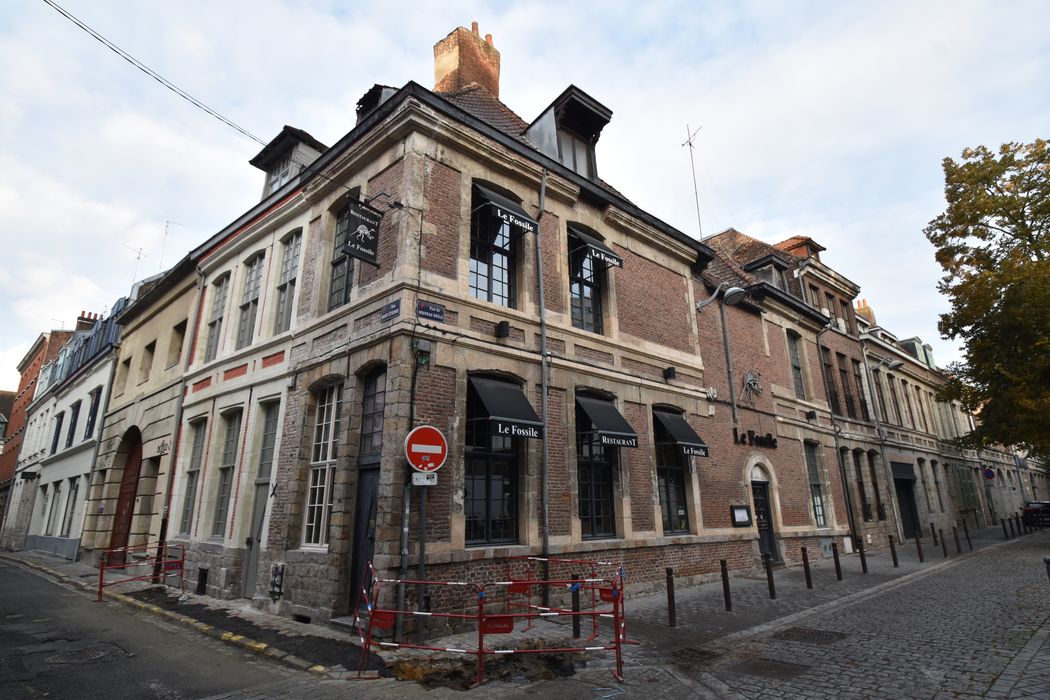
[1,0,1048,389]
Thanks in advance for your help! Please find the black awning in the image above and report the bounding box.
[891,462,915,480]
[576,395,637,448]
[469,376,544,439]
[569,226,623,268]
[474,184,538,234]
[653,410,709,458]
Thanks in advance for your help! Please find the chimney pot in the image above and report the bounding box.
[472,21,478,34]
[485,34,493,46]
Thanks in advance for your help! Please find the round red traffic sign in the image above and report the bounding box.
[404,425,448,472]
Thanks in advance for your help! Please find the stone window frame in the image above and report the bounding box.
[304,383,343,547]
[568,233,605,335]
[654,407,692,536]
[211,408,243,539]
[273,228,303,334]
[787,331,808,400]
[59,475,80,538]
[236,251,267,350]
[804,440,828,529]
[574,391,619,541]
[469,185,519,309]
[178,418,209,536]
[203,273,231,363]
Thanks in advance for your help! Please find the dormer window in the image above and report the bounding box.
[753,264,787,291]
[557,129,593,178]
[267,155,293,193]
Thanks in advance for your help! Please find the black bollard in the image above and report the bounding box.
[720,559,732,612]
[1016,514,1024,535]
[1044,556,1050,585]
[571,574,581,639]
[953,526,962,555]
[857,537,868,574]
[940,529,948,559]
[888,537,899,568]
[930,524,938,547]
[1002,518,1010,540]
[801,546,813,589]
[832,542,843,580]
[962,519,973,550]
[915,534,925,563]
[763,554,776,600]
[1008,518,1016,538]
[666,567,677,627]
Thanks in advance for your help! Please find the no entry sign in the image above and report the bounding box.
[404,425,448,473]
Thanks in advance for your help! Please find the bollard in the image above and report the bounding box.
[1044,555,1050,585]
[962,519,973,550]
[940,529,948,559]
[1008,518,1016,538]
[801,546,813,589]
[571,574,581,639]
[720,559,732,612]
[1001,518,1010,540]
[915,534,925,563]
[1016,514,1024,535]
[888,537,899,568]
[666,567,677,627]
[930,524,938,547]
[857,537,868,574]
[953,526,962,555]
[763,554,777,600]
[832,542,843,580]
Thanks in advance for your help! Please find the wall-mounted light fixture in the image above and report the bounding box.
[663,366,677,381]
[805,410,818,420]
[495,320,511,338]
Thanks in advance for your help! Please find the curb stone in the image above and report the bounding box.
[0,553,345,679]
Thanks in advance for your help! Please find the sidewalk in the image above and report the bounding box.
[0,523,1039,697]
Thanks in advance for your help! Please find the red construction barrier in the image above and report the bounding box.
[354,563,626,686]
[97,541,185,602]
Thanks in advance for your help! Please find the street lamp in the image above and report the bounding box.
[862,349,905,542]
[697,283,747,424]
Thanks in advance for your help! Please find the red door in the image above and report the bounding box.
[109,434,143,563]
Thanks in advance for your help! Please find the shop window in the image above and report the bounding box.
[465,378,521,545]
[655,413,690,534]
[575,397,617,539]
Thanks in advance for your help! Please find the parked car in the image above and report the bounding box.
[1021,501,1050,527]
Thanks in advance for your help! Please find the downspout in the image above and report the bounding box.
[816,325,857,549]
[535,169,550,604]
[157,269,207,561]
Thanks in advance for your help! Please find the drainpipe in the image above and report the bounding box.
[156,268,207,564]
[815,325,857,549]
[535,169,550,599]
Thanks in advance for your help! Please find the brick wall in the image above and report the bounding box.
[624,401,654,532]
[614,246,692,352]
[421,158,461,279]
[358,161,405,288]
[539,211,564,313]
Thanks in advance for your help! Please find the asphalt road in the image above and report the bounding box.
[0,560,294,699]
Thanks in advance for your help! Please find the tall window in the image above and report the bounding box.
[274,231,302,334]
[267,155,292,193]
[305,384,342,546]
[837,354,856,418]
[60,476,79,538]
[820,346,839,412]
[914,385,929,432]
[360,369,386,464]
[139,340,155,382]
[212,410,242,538]
[901,380,917,428]
[167,320,187,368]
[66,400,82,448]
[839,300,852,333]
[179,420,208,535]
[84,387,103,439]
[852,450,871,521]
[825,293,837,319]
[45,481,62,535]
[51,412,65,455]
[871,369,888,423]
[328,204,355,311]
[932,460,945,512]
[788,333,807,400]
[805,442,827,528]
[655,414,689,534]
[204,274,230,362]
[865,451,881,518]
[236,254,265,349]
[470,193,515,307]
[465,380,519,545]
[569,241,603,334]
[558,129,593,178]
[887,375,903,426]
[257,402,280,483]
[918,458,933,511]
[852,360,870,421]
[576,400,616,539]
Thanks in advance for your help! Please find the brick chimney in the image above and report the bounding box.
[434,22,501,98]
[75,311,99,332]
[855,299,875,325]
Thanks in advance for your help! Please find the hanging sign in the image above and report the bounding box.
[405,425,448,473]
[340,200,383,266]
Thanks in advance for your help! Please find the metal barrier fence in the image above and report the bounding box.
[354,560,627,686]
[97,541,185,602]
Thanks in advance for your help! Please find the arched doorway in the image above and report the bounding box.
[108,427,143,562]
[750,464,779,561]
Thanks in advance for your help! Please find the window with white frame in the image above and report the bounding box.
[204,274,230,362]
[305,384,342,546]
[805,442,827,528]
[236,254,265,350]
[328,204,355,311]
[211,410,242,538]
[274,231,302,334]
[267,154,293,193]
[569,240,603,334]
[179,420,208,535]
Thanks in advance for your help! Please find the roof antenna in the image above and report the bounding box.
[121,243,147,285]
[682,124,704,241]
[160,220,184,271]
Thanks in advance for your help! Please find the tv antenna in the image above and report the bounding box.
[682,124,704,240]
[160,220,185,271]
[121,243,147,285]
